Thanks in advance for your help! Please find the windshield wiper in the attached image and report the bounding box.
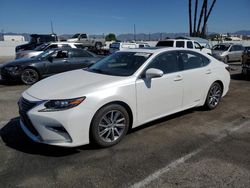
[88,68,105,74]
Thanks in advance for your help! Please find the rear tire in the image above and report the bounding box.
[90,104,129,147]
[204,82,223,110]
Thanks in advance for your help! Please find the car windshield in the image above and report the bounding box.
[87,52,152,76]
[212,45,230,51]
[36,49,55,59]
[34,43,50,51]
[72,34,80,38]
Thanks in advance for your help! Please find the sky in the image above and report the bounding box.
[0,0,249,35]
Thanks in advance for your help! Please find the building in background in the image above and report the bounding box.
[3,35,26,42]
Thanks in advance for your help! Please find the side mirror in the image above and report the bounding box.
[48,56,53,62]
[145,68,164,79]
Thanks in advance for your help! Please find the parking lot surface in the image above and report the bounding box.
[0,60,250,187]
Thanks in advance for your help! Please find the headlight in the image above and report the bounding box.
[4,66,21,75]
[5,66,19,71]
[39,97,86,112]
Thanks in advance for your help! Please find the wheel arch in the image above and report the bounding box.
[24,66,41,78]
[89,100,134,140]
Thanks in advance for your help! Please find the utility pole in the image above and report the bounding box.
[133,24,136,41]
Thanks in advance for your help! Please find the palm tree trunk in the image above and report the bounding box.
[193,0,198,36]
[202,0,217,34]
[189,0,193,36]
[196,0,206,37]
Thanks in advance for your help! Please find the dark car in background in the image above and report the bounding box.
[15,34,58,52]
[242,46,250,78]
[16,42,86,59]
[1,48,102,85]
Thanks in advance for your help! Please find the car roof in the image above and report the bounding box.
[47,42,84,45]
[118,47,199,54]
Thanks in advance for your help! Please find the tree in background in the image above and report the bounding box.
[188,0,217,38]
[105,33,116,41]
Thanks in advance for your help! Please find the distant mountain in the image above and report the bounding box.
[1,30,250,42]
[233,30,250,35]
[117,32,189,41]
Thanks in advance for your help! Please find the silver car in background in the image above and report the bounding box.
[16,42,85,59]
[212,43,244,63]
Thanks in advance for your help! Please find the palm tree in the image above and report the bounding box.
[193,0,198,36]
[188,0,217,38]
[189,0,193,36]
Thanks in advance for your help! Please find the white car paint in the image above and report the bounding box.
[19,48,230,147]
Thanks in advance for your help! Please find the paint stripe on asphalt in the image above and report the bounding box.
[130,120,250,188]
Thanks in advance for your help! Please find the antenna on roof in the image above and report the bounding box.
[50,20,54,34]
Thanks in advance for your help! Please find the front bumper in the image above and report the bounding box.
[0,68,21,81]
[19,92,95,147]
[242,64,250,75]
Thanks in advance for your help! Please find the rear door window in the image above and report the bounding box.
[176,41,185,48]
[187,41,193,49]
[156,41,174,47]
[180,51,210,70]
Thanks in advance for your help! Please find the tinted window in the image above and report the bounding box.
[50,50,68,59]
[80,34,87,39]
[70,50,92,57]
[156,41,174,47]
[176,41,185,48]
[187,41,193,49]
[146,51,179,74]
[110,42,120,49]
[180,51,210,70]
[47,44,58,50]
[212,44,230,51]
[194,42,202,49]
[60,44,71,48]
[74,44,85,49]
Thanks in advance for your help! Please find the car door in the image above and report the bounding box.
[69,49,96,70]
[45,50,71,75]
[228,45,237,61]
[179,51,211,109]
[234,45,244,61]
[136,51,183,124]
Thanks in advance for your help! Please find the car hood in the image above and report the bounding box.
[2,58,40,67]
[25,69,131,100]
[212,50,225,55]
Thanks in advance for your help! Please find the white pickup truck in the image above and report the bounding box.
[156,39,212,55]
[67,33,105,49]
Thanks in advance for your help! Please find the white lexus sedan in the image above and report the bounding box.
[19,48,230,147]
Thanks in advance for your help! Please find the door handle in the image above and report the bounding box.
[205,69,212,74]
[174,75,183,81]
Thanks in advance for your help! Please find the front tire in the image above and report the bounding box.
[21,68,39,85]
[204,82,223,110]
[90,104,129,147]
[95,42,102,50]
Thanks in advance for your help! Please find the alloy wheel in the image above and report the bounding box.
[98,110,126,143]
[21,69,39,85]
[208,83,222,108]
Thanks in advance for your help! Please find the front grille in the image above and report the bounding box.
[19,97,37,113]
[19,97,39,136]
